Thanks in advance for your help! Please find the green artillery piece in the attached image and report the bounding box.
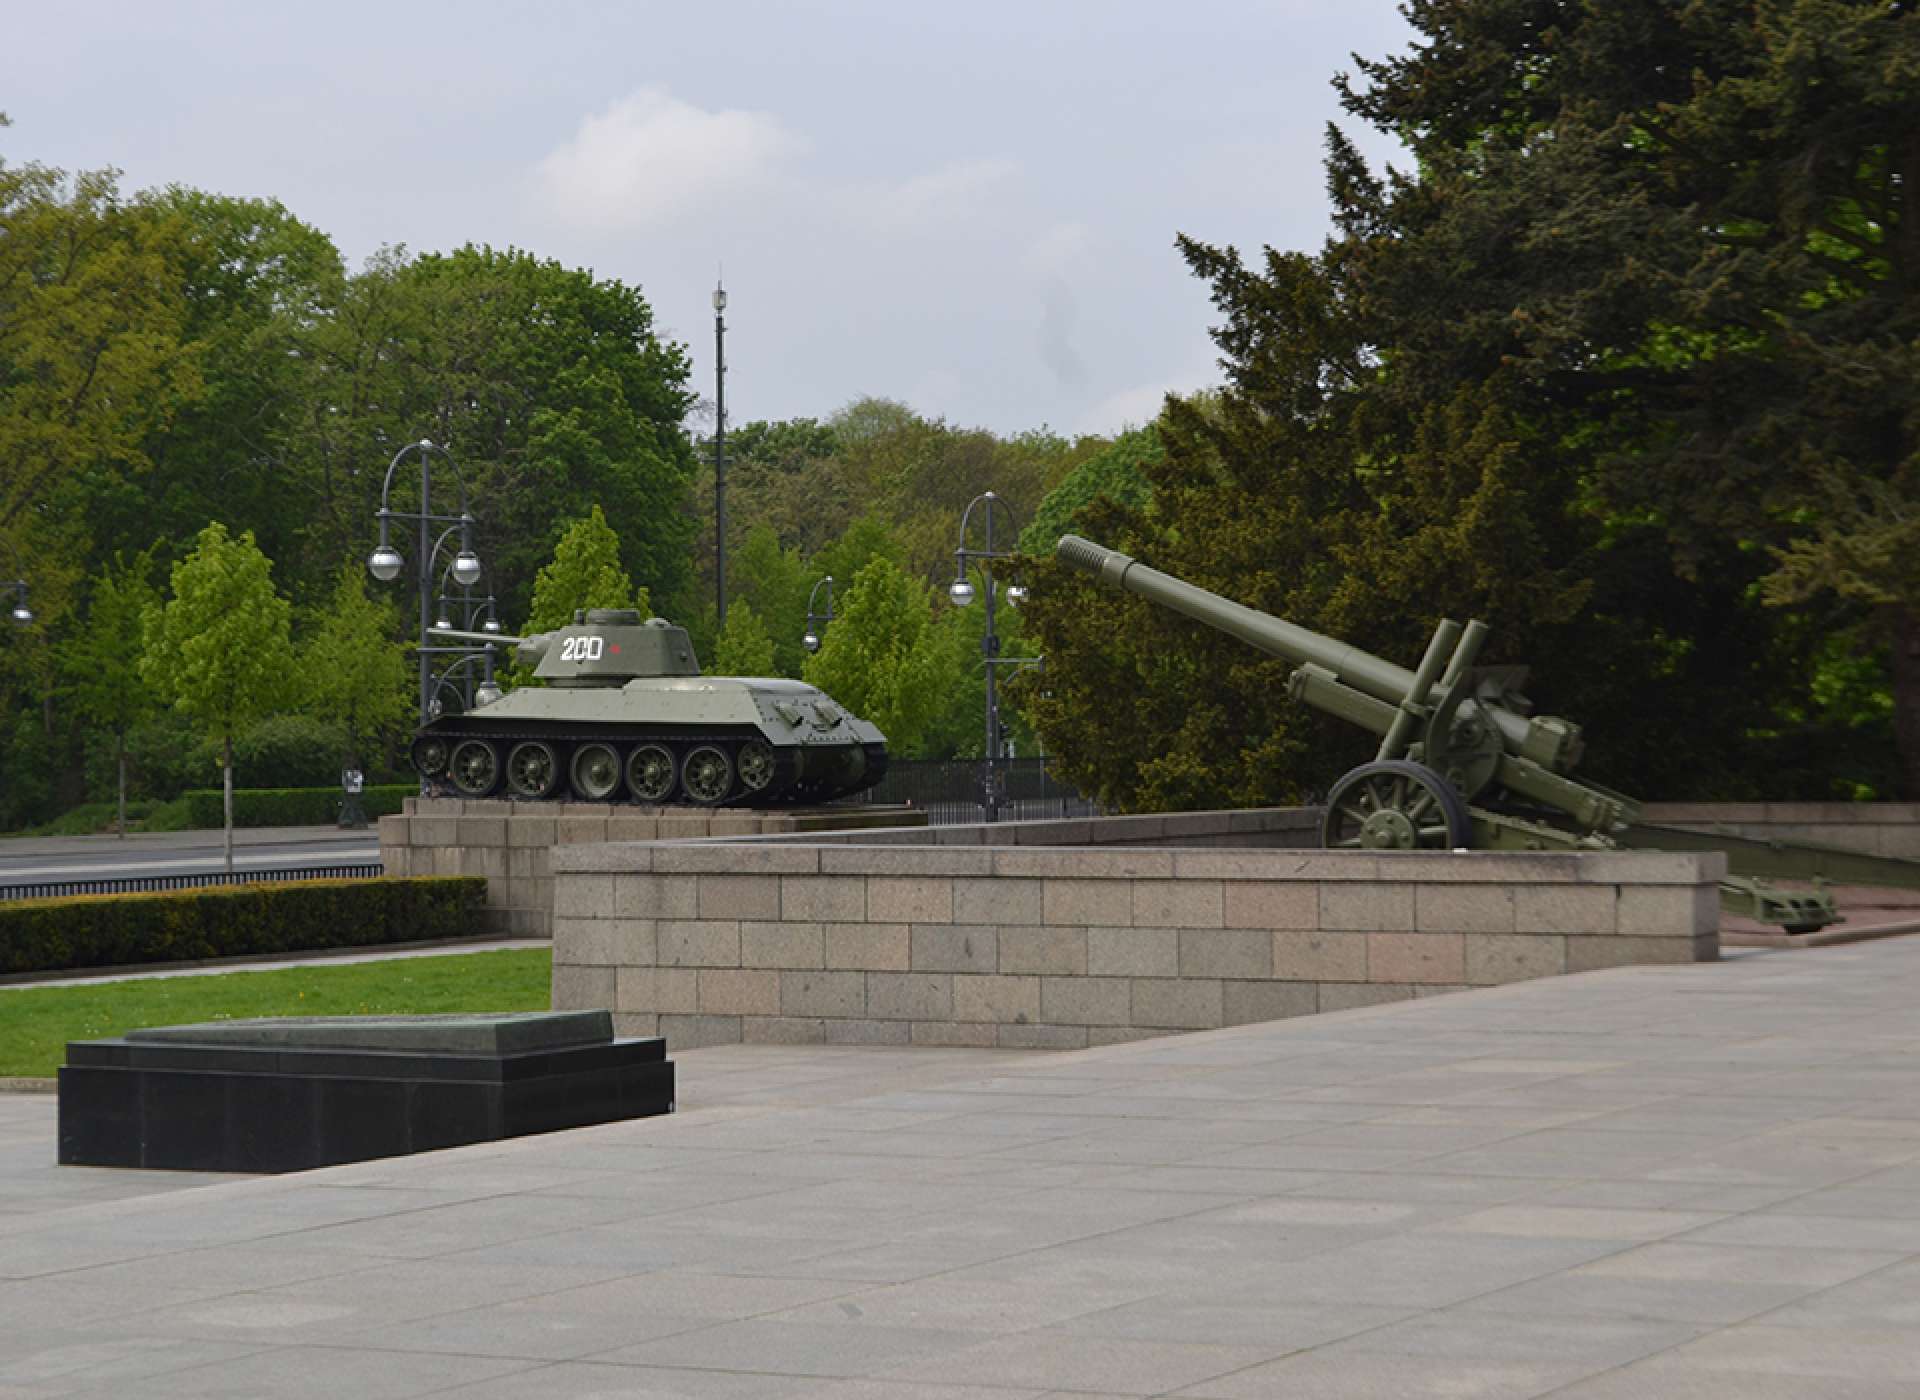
[1057,534,1920,933]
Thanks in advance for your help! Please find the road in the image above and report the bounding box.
[0,824,381,890]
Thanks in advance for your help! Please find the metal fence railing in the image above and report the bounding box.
[0,863,388,903]
[853,757,1099,826]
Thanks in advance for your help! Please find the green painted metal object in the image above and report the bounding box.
[411,609,886,807]
[1056,534,1915,934]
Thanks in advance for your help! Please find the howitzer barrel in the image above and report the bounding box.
[1055,535,1418,707]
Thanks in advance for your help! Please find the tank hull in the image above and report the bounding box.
[409,675,888,807]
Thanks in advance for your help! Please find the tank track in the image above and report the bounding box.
[410,718,887,808]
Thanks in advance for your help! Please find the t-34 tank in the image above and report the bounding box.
[413,609,887,806]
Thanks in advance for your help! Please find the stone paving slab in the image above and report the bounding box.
[1,939,1918,1397]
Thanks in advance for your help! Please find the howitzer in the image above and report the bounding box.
[1057,534,1920,933]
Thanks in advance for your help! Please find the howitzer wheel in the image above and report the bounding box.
[626,743,676,804]
[681,744,733,806]
[506,741,560,799]
[570,742,623,801]
[448,739,500,797]
[1322,759,1470,852]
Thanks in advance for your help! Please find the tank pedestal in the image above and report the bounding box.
[378,800,927,936]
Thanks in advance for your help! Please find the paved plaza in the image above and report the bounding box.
[4,939,1920,1397]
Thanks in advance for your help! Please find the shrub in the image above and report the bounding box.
[0,877,486,976]
[230,714,353,788]
[180,784,414,828]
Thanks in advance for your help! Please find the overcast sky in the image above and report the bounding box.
[5,1,1415,438]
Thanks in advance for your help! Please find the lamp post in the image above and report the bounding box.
[2,539,31,628]
[713,281,728,626]
[431,558,503,714]
[949,491,1033,822]
[802,575,835,655]
[366,439,482,729]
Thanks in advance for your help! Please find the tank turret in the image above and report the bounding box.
[411,609,886,807]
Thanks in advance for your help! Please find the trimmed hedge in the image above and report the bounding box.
[181,784,415,829]
[0,877,486,977]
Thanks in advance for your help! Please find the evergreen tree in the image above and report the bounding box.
[803,558,955,755]
[713,600,778,677]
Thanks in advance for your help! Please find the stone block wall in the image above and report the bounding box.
[550,839,1723,1050]
[1642,802,1920,863]
[378,799,924,936]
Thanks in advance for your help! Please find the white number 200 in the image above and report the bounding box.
[560,636,605,663]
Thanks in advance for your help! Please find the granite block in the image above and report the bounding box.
[741,920,825,970]
[910,924,998,974]
[1040,976,1131,1026]
[868,877,955,923]
[825,922,911,971]
[866,972,953,1021]
[1087,926,1180,978]
[998,926,1088,975]
[952,974,1041,1024]
[779,969,867,1019]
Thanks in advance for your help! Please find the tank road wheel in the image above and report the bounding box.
[570,742,624,801]
[681,744,734,806]
[1321,759,1470,852]
[505,741,560,800]
[447,739,500,797]
[411,735,450,779]
[626,743,676,804]
[737,739,777,795]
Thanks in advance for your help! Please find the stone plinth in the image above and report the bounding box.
[548,810,1723,1051]
[58,1012,674,1172]
[377,799,925,937]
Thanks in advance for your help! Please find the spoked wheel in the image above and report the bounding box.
[680,744,734,806]
[505,741,560,799]
[736,739,777,795]
[411,735,450,779]
[1321,759,1470,851]
[570,741,623,801]
[625,742,677,804]
[447,738,500,797]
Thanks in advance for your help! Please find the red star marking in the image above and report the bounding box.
[610,643,621,654]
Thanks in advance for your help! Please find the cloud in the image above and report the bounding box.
[855,158,1017,233]
[534,87,804,231]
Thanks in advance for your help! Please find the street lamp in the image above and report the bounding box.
[366,438,484,728]
[950,490,1040,822]
[431,555,503,714]
[803,575,835,654]
[2,540,31,627]
[713,280,729,626]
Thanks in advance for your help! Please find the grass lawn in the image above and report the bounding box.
[0,948,551,1080]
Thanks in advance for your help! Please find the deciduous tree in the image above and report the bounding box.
[140,523,294,870]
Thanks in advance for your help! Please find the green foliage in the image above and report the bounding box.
[713,600,778,677]
[224,715,353,789]
[0,947,550,1081]
[180,784,412,828]
[140,521,294,748]
[729,523,813,676]
[299,565,410,762]
[0,877,484,976]
[802,557,957,755]
[1020,425,1162,555]
[525,504,640,630]
[59,552,159,745]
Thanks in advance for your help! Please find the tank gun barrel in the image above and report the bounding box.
[428,625,549,663]
[1055,535,1416,706]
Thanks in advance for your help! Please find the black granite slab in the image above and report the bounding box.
[58,1013,673,1173]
